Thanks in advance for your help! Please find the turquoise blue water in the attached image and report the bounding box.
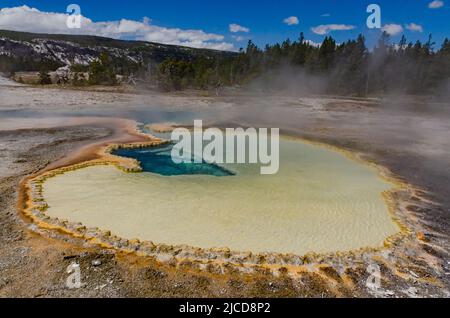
[113,145,233,177]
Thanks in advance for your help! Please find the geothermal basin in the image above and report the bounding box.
[41,137,400,256]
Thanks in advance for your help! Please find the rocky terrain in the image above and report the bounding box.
[0,29,236,73]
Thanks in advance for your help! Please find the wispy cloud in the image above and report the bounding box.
[405,23,423,33]
[231,35,247,42]
[0,6,236,51]
[428,1,444,9]
[311,24,355,35]
[381,24,404,36]
[283,16,299,26]
[229,23,250,33]
[320,13,331,17]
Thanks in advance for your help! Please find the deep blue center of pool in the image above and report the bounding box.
[113,144,233,176]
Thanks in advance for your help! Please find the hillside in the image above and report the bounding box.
[0,29,237,74]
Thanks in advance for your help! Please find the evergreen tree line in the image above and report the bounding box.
[155,32,450,96]
[4,31,448,96]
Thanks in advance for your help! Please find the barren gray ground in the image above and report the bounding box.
[0,76,449,297]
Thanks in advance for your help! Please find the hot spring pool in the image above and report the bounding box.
[41,137,399,255]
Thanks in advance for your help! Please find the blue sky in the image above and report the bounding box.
[0,0,448,50]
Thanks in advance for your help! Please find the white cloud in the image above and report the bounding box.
[405,23,423,33]
[381,24,404,36]
[231,35,246,42]
[311,24,355,35]
[0,6,236,51]
[283,16,299,26]
[321,13,331,17]
[428,1,444,9]
[229,23,250,33]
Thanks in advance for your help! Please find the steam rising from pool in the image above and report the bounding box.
[42,137,399,255]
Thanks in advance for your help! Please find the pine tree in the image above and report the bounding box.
[88,53,117,85]
[38,68,52,85]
